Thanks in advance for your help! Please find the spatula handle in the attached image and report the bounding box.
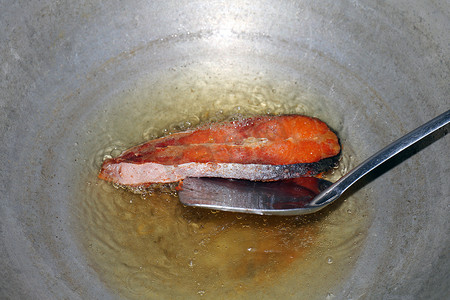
[311,109,450,207]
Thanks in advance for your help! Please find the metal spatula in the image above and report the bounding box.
[178,110,449,216]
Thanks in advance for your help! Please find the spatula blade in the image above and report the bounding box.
[178,177,332,215]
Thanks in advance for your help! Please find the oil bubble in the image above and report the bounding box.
[326,292,336,299]
[126,271,151,296]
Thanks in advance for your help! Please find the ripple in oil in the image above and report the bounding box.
[75,76,371,299]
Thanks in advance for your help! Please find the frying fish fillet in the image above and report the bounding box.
[98,115,340,187]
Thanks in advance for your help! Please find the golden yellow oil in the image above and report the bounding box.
[74,73,371,299]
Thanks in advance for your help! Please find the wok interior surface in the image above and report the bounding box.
[1,1,448,299]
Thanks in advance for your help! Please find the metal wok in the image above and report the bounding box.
[1,1,448,299]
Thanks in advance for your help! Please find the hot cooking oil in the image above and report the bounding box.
[74,71,371,299]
